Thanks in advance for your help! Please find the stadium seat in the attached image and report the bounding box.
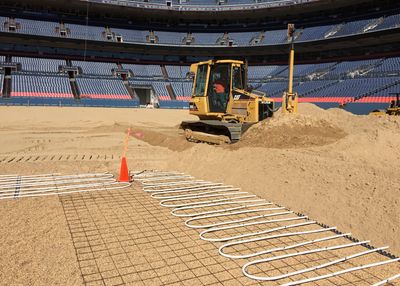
[76,77,132,100]
[11,74,73,98]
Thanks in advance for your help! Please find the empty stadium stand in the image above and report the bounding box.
[76,77,132,100]
[11,74,73,98]
[12,57,65,73]
[1,54,399,109]
[85,0,317,10]
[72,61,118,76]
[123,64,163,77]
[165,65,190,79]
[1,13,399,47]
[171,82,192,101]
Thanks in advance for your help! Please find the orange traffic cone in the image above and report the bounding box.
[118,156,130,182]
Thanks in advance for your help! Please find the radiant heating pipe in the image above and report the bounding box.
[174,200,271,217]
[147,183,226,194]
[137,175,193,182]
[0,181,128,199]
[243,244,389,282]
[371,273,400,286]
[171,197,266,217]
[159,189,245,207]
[199,215,309,241]
[142,180,207,188]
[151,186,235,199]
[0,177,115,189]
[0,173,112,185]
[166,194,257,209]
[282,258,400,286]
[185,206,288,228]
[0,172,130,200]
[133,171,400,285]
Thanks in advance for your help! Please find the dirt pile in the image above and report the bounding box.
[234,111,347,149]
[129,126,192,152]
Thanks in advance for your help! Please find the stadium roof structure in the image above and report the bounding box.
[0,0,397,22]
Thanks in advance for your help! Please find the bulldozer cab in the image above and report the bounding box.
[208,63,231,113]
[190,60,247,117]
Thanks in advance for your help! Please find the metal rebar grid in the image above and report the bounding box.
[133,170,400,286]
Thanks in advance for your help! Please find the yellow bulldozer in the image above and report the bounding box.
[180,25,298,145]
[370,93,400,116]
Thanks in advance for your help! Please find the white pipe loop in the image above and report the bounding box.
[138,171,399,285]
[199,215,308,241]
[244,243,386,282]
[185,207,288,229]
[133,172,184,178]
[281,258,400,286]
[0,180,118,195]
[142,180,210,189]
[136,175,193,182]
[0,172,112,185]
[224,232,349,260]
[216,221,317,245]
[141,180,204,187]
[159,189,244,207]
[167,194,257,210]
[171,199,269,217]
[371,273,400,286]
[218,222,333,258]
[0,173,61,181]
[151,186,240,200]
[0,176,115,190]
[146,183,226,194]
[0,182,131,200]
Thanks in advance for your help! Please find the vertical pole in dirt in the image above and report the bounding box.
[118,128,131,182]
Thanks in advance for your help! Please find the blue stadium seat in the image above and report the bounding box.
[374,57,400,73]
[156,31,186,45]
[171,82,193,100]
[72,60,118,76]
[152,81,171,100]
[11,74,73,98]
[229,31,259,46]
[334,19,376,37]
[373,14,400,31]
[16,18,58,37]
[329,59,380,75]
[298,25,336,41]
[165,65,190,79]
[248,65,287,79]
[12,57,66,73]
[122,64,163,77]
[192,33,222,45]
[263,29,287,45]
[76,77,132,99]
[1,13,398,47]
[66,23,104,41]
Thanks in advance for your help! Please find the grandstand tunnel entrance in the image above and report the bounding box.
[123,81,138,100]
[166,83,176,100]
[2,68,12,98]
[134,87,152,105]
[68,71,81,100]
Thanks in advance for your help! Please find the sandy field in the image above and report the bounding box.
[0,104,399,285]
